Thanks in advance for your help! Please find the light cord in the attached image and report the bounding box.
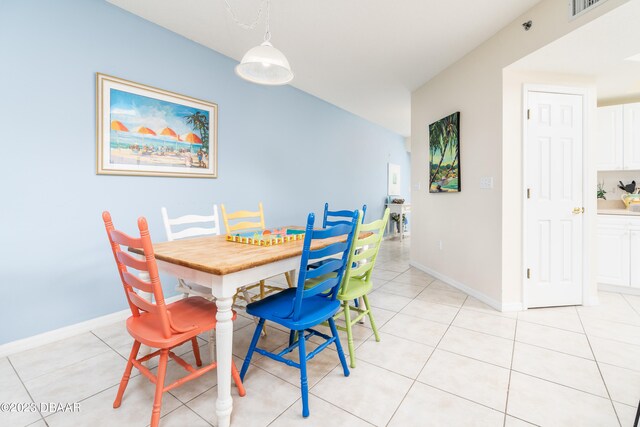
[223,0,266,31]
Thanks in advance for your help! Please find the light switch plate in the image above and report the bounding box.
[480,177,494,189]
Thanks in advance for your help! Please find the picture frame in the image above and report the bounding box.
[429,111,460,193]
[388,163,401,196]
[96,73,218,178]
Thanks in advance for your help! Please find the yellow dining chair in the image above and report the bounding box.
[221,202,294,307]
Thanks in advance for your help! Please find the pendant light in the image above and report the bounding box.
[233,0,293,86]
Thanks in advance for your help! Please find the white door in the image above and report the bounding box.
[623,103,640,170]
[525,91,584,308]
[596,105,623,171]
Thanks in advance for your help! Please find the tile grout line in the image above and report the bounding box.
[502,318,518,427]
[384,293,470,426]
[575,306,623,427]
[621,294,640,317]
[180,404,214,427]
[6,357,48,426]
[298,266,413,425]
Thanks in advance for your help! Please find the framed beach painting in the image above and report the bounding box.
[429,112,460,193]
[96,73,217,178]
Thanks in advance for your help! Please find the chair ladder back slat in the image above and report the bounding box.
[355,233,379,248]
[324,220,353,227]
[109,229,142,248]
[347,262,374,279]
[311,223,353,240]
[359,217,386,233]
[304,259,344,280]
[122,271,155,294]
[161,205,221,242]
[170,227,217,240]
[303,277,340,298]
[227,221,263,233]
[308,241,349,261]
[128,290,159,314]
[351,246,378,263]
[116,250,149,272]
[221,202,265,234]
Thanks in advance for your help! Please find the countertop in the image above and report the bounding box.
[597,199,640,216]
[598,208,640,216]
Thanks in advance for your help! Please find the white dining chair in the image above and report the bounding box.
[161,205,257,359]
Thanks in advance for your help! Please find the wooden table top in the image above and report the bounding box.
[131,229,348,276]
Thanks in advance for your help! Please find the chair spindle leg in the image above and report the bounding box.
[113,340,141,408]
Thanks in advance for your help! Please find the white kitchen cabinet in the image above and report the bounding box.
[629,227,640,288]
[597,105,623,171]
[623,103,640,170]
[597,102,640,171]
[597,220,629,286]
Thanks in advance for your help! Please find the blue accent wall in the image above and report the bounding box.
[0,0,410,344]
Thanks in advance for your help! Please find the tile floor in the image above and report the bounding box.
[2,239,639,427]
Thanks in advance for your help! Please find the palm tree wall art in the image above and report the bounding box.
[429,112,460,193]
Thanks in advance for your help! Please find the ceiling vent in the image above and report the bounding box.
[570,0,609,19]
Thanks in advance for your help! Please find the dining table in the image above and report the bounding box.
[130,228,348,427]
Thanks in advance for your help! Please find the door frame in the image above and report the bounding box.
[521,84,591,309]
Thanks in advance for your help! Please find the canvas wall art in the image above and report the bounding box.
[96,73,217,178]
[429,112,460,193]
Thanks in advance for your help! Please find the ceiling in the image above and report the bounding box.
[107,0,541,136]
[508,0,640,102]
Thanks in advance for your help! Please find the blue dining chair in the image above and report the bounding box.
[323,202,367,227]
[319,202,367,309]
[239,211,358,418]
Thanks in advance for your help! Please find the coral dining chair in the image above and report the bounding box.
[335,208,389,368]
[240,211,358,418]
[220,202,294,304]
[102,212,245,427]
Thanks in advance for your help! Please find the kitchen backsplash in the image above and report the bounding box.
[598,170,640,199]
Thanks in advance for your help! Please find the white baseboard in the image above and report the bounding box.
[599,283,640,296]
[0,295,183,358]
[409,260,523,313]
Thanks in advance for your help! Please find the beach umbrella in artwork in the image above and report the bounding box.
[111,120,129,132]
[182,132,202,155]
[159,127,178,138]
[110,120,129,148]
[136,126,156,150]
[136,126,156,136]
[182,132,202,144]
[160,127,179,151]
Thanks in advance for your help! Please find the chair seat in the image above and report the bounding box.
[127,296,234,348]
[246,288,340,331]
[338,277,373,301]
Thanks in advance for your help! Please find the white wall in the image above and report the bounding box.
[411,0,629,309]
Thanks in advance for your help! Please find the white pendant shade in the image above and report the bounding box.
[235,41,294,86]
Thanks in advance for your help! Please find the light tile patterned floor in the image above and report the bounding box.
[2,238,639,426]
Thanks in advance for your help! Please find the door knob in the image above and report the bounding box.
[572,207,584,214]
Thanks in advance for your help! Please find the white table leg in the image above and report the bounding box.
[215,296,234,427]
[288,269,297,286]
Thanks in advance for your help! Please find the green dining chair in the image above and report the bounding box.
[336,208,389,368]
